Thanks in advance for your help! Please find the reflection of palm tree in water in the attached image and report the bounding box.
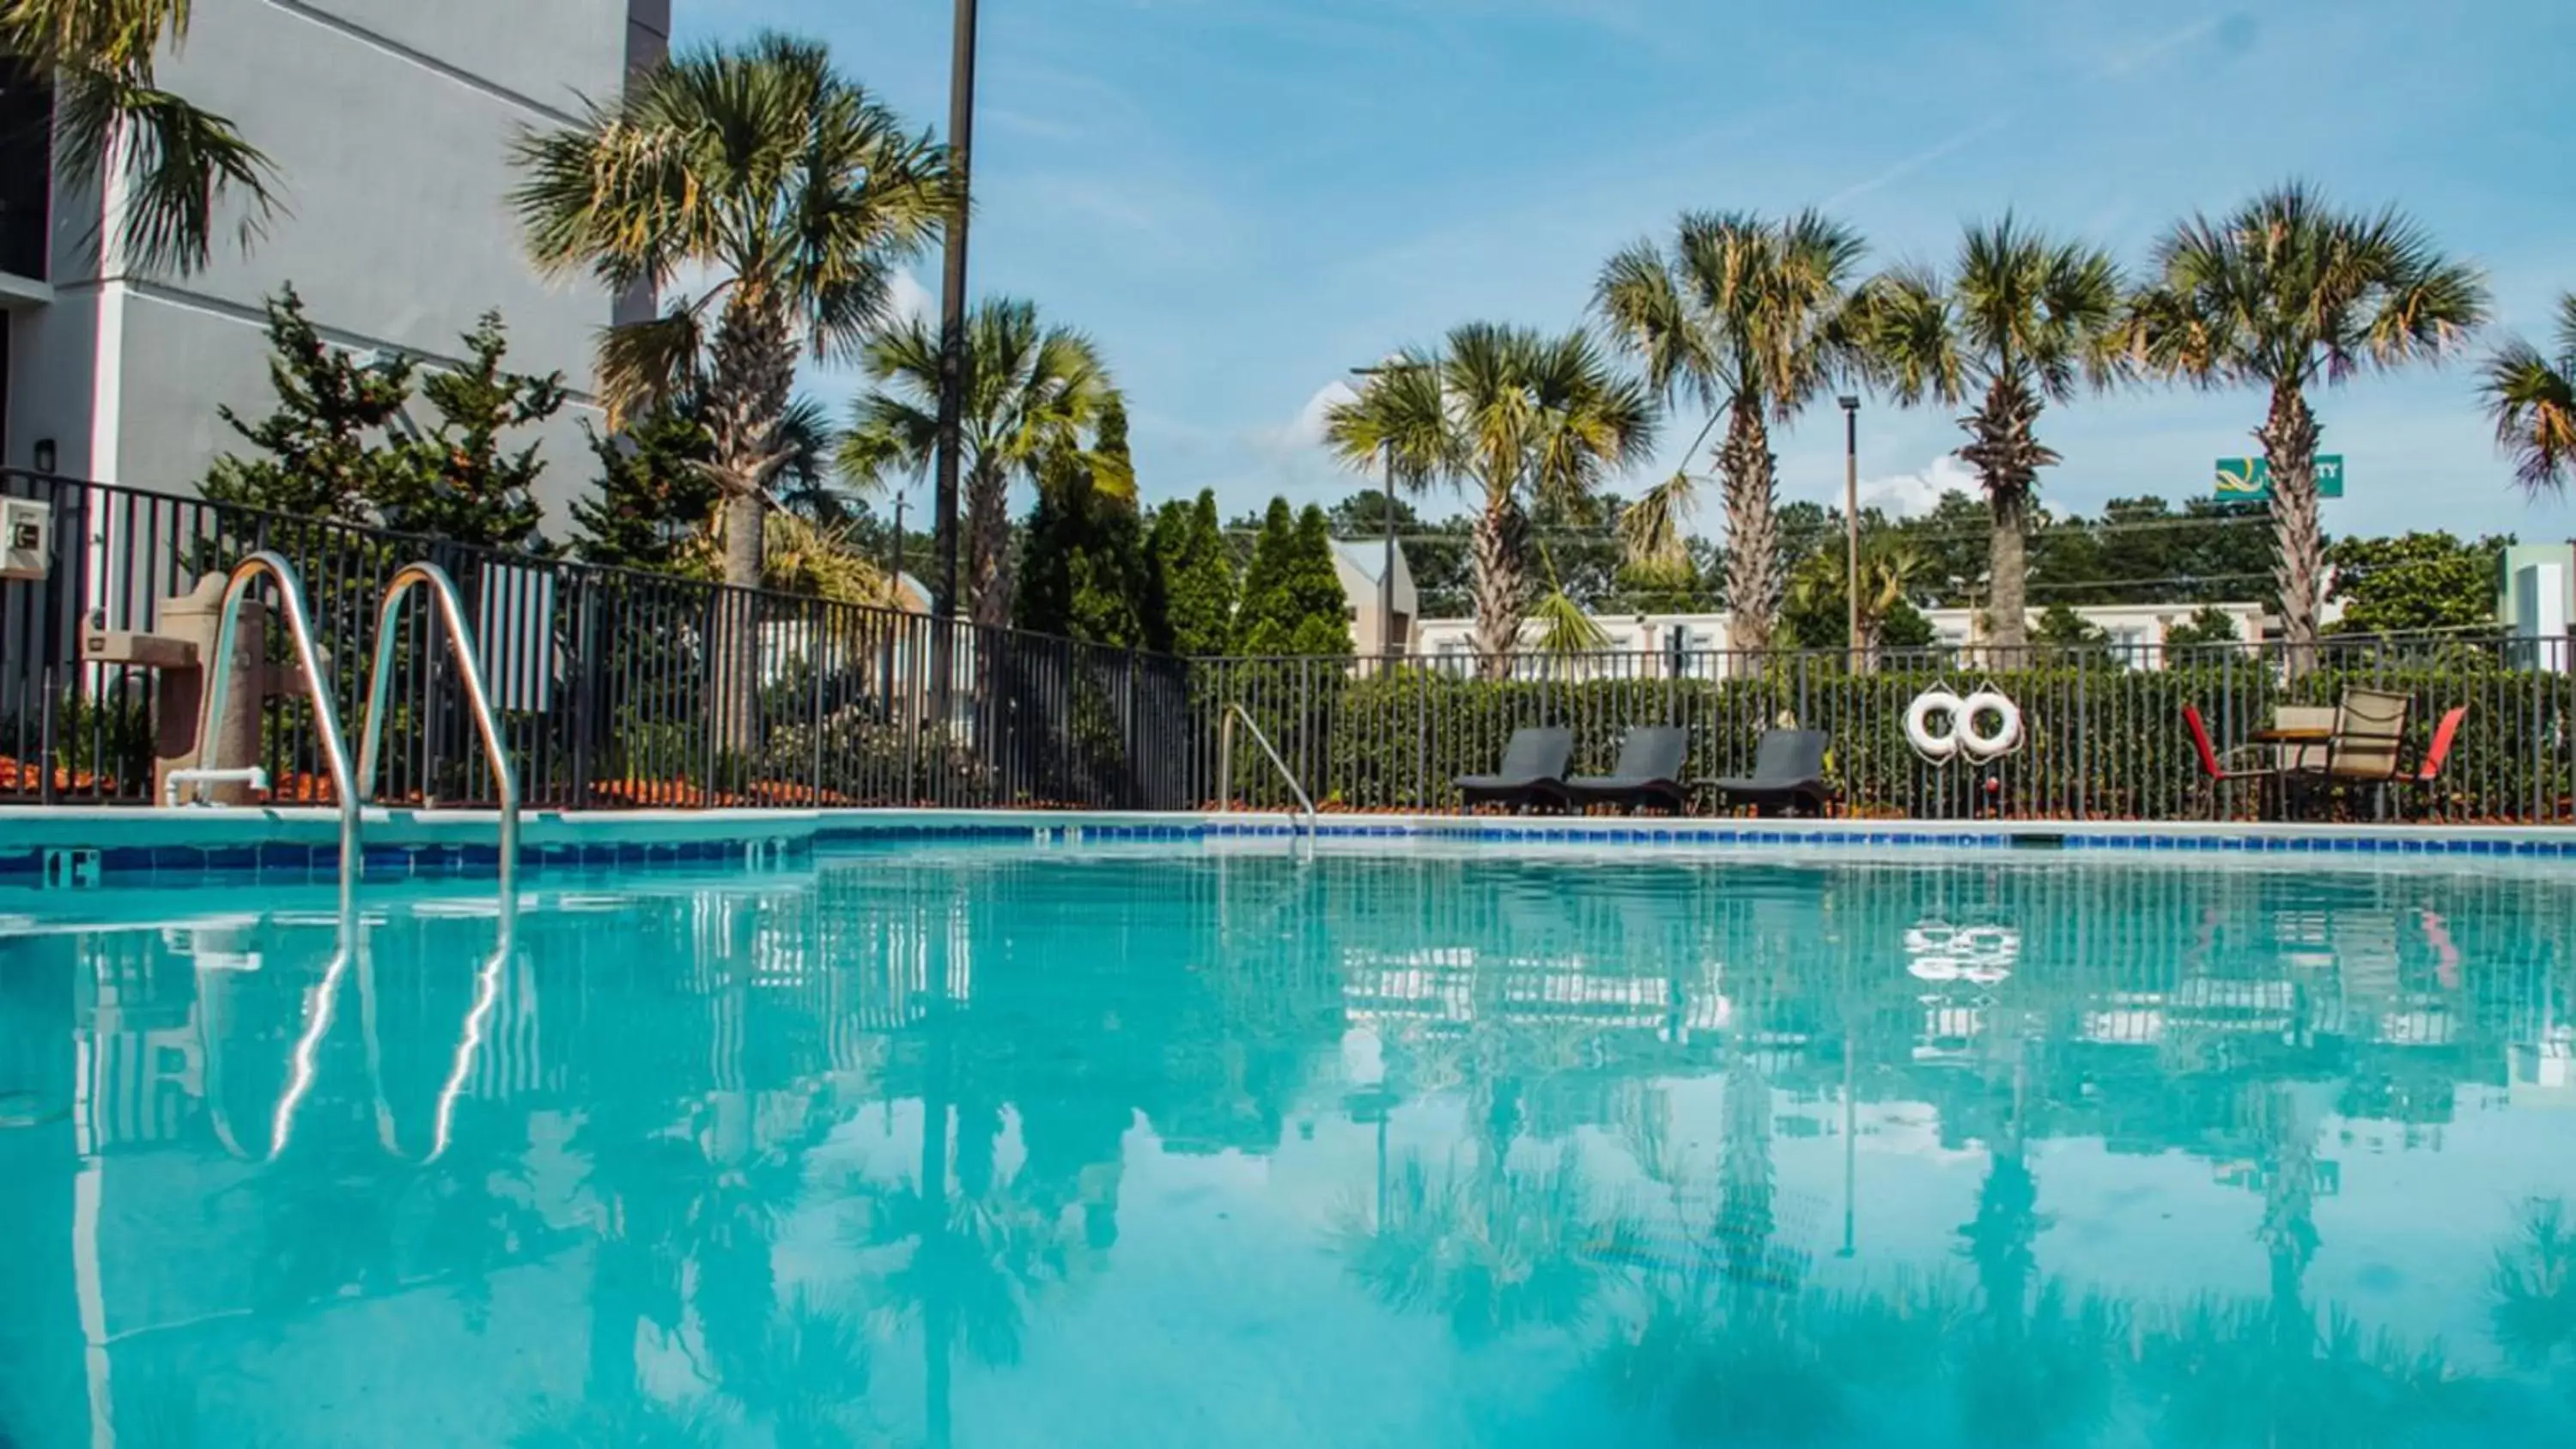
[1948,1041,2123,1446]
[1716,1032,1786,1295]
[2493,1196,2576,1409]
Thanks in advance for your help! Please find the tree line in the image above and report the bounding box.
[1329,203,2572,676]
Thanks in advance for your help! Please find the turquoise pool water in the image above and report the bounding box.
[3,845,2575,1447]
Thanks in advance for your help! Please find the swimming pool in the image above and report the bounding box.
[4,840,2574,1446]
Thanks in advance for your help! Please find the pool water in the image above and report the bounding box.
[4,845,2576,1447]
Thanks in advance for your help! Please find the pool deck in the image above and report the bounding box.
[3,804,2573,886]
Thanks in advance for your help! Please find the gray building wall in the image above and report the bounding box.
[5,0,638,529]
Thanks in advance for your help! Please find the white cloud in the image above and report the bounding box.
[1861,453,1977,518]
[884,269,937,329]
[1255,378,1358,453]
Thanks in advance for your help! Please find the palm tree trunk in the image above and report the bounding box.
[1468,493,1530,679]
[1985,492,2031,664]
[1959,376,2055,665]
[703,294,796,759]
[965,461,1012,631]
[2259,384,2325,675]
[1719,398,1782,664]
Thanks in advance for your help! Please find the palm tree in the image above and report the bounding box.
[841,298,1117,628]
[3,0,283,278]
[1855,218,2123,655]
[1596,210,1868,655]
[1323,349,1451,540]
[2478,293,2576,496]
[511,33,952,599]
[1438,322,1657,672]
[1854,537,1929,664]
[2125,183,2488,657]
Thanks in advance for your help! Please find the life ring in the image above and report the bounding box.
[1956,690,2025,761]
[1905,688,1965,762]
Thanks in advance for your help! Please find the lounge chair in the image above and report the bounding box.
[1566,726,1692,815]
[2183,704,2277,820]
[1455,726,1573,812]
[1704,730,1832,817]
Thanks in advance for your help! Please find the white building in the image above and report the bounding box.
[1329,537,1419,657]
[1413,601,2273,677]
[2,0,656,521]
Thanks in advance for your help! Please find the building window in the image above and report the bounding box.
[0,59,51,282]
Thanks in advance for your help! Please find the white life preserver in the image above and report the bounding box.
[1956,690,2025,761]
[1905,688,1965,762]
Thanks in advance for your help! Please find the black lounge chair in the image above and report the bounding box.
[1566,726,1692,815]
[1455,727,1573,812]
[1704,730,1833,817]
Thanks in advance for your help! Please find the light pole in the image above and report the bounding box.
[1839,395,1862,667]
[929,0,980,628]
[1351,359,1432,664]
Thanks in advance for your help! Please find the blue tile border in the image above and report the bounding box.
[3,810,2570,892]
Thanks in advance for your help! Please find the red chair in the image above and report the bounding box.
[2407,706,2470,817]
[2183,705,2277,820]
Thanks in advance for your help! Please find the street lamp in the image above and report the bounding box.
[1352,359,1432,663]
[1839,395,1861,666]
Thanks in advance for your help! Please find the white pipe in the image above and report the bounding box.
[161,766,268,808]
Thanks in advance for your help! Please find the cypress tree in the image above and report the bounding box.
[1236,499,1352,656]
[1152,488,1236,656]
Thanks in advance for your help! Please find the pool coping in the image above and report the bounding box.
[3,803,2572,888]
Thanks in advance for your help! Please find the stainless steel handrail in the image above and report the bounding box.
[195,552,361,893]
[357,561,522,895]
[1218,702,1318,835]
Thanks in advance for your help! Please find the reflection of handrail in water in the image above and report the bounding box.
[200,907,358,1163]
[359,906,517,1164]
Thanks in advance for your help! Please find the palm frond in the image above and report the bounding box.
[1529,585,1609,656]
[2479,295,2576,497]
[35,0,283,281]
[1849,264,1964,406]
[761,508,889,604]
[2129,181,2487,394]
[595,300,712,428]
[1619,470,1701,583]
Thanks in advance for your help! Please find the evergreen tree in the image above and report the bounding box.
[571,406,720,574]
[1014,400,1163,648]
[202,285,415,519]
[1151,488,1237,656]
[1236,499,1352,656]
[374,311,568,550]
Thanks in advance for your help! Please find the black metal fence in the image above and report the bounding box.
[1191,638,2576,824]
[1,472,1193,810]
[6,470,2572,824]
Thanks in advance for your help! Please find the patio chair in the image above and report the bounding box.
[1455,727,1573,812]
[2182,705,2277,820]
[2328,688,2412,782]
[2405,705,2470,816]
[1704,730,1833,818]
[2269,705,2337,774]
[1566,726,1692,815]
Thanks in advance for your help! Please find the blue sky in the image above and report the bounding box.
[682,0,2576,543]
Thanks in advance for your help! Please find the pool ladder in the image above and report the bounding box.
[1217,702,1318,838]
[177,552,521,898]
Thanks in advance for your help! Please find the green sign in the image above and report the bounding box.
[2215,456,2344,500]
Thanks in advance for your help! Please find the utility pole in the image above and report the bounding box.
[929,0,980,627]
[1351,358,1432,666]
[1840,395,1862,668]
